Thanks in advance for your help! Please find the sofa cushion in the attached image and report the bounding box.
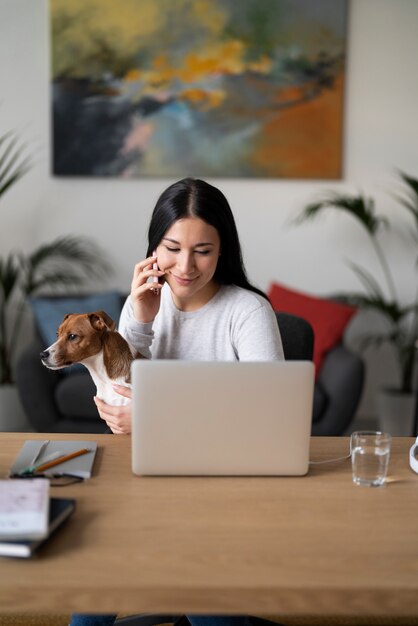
[268,282,357,374]
[29,291,124,375]
[30,290,124,347]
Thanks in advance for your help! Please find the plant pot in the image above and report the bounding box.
[376,388,417,436]
[0,384,31,432]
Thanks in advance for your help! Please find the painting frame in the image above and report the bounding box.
[51,0,348,179]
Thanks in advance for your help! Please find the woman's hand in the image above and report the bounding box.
[94,384,133,434]
[131,254,164,323]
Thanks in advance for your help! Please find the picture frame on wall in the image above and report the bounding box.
[51,0,348,179]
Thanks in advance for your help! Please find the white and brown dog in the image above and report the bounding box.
[40,310,143,406]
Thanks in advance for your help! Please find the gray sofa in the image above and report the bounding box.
[15,295,364,435]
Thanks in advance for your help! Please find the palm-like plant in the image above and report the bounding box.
[0,131,110,384]
[297,171,418,394]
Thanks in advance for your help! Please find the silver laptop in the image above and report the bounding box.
[131,360,314,476]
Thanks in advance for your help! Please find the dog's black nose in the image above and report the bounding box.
[40,350,49,360]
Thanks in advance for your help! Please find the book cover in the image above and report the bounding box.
[0,478,50,540]
[0,497,76,558]
[10,440,98,479]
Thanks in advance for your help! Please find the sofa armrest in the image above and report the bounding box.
[312,345,365,436]
[15,336,65,432]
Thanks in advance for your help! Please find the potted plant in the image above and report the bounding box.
[0,129,110,427]
[296,171,418,435]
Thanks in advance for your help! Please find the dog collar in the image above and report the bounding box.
[410,436,418,474]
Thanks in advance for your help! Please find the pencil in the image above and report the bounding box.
[35,448,92,472]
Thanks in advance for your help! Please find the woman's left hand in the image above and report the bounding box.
[94,384,133,434]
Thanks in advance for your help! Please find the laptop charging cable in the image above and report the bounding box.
[310,436,418,474]
[309,440,352,466]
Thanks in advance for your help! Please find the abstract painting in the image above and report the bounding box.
[51,0,348,178]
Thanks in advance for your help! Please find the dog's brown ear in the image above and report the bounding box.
[88,311,116,332]
[57,313,72,332]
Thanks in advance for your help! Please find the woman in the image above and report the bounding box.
[96,177,283,435]
[70,178,284,626]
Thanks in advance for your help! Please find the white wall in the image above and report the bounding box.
[1,0,418,419]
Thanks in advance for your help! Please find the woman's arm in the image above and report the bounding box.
[99,256,164,434]
[118,296,154,360]
[94,385,132,434]
[232,300,284,361]
[118,254,165,358]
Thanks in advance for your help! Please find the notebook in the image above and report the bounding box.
[0,497,76,558]
[131,360,314,476]
[10,440,98,479]
[0,478,49,540]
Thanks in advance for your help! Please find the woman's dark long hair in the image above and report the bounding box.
[147,178,267,299]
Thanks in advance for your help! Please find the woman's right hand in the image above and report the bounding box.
[94,385,133,434]
[131,254,164,323]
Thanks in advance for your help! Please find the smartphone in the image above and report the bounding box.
[152,251,159,293]
[152,251,158,284]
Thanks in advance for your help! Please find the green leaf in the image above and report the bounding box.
[23,235,111,295]
[0,254,20,301]
[0,132,31,199]
[346,261,386,301]
[296,192,388,235]
[393,170,418,229]
[330,289,405,325]
[28,271,89,294]
[399,170,418,197]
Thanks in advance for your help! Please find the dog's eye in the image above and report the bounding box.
[68,333,78,341]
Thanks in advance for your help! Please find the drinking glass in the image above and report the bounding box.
[351,430,392,487]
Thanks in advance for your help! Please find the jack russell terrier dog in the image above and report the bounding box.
[40,310,144,406]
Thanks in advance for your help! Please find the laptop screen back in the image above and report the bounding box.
[131,360,314,476]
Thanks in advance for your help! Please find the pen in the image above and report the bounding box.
[34,448,92,473]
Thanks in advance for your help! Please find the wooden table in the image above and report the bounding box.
[0,433,418,620]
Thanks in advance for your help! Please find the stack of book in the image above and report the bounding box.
[0,479,75,558]
[0,438,97,558]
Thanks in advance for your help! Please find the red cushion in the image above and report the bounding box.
[268,282,357,374]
